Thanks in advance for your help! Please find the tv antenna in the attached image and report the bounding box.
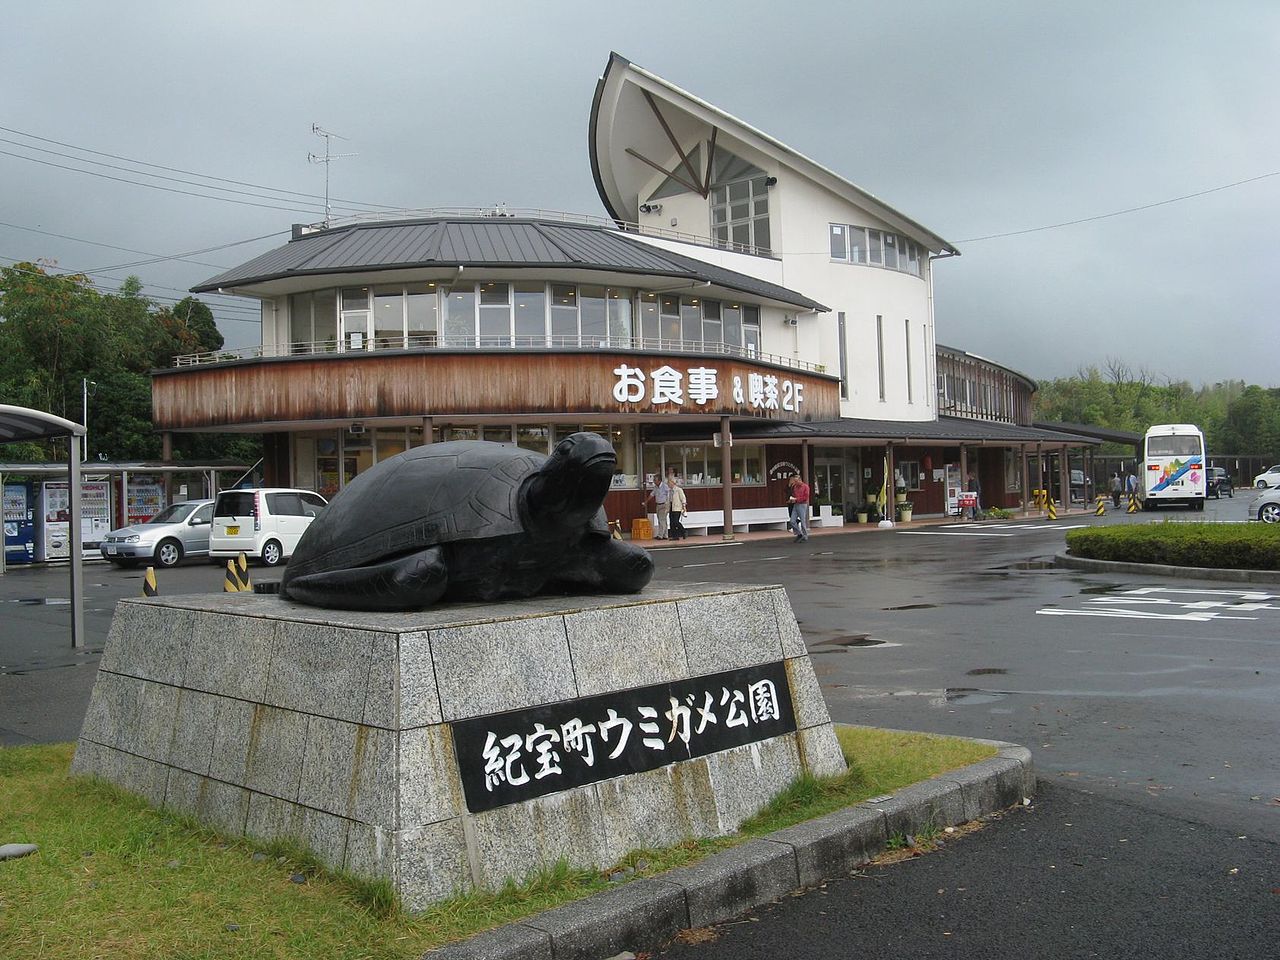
[307,124,357,226]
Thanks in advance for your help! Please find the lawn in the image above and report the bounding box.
[0,727,994,960]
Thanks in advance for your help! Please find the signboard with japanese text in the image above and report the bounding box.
[452,661,796,813]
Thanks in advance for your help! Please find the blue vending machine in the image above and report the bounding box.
[3,480,37,565]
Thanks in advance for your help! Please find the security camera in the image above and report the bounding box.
[638,202,662,215]
[639,203,651,214]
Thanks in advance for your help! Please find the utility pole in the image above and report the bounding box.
[81,377,95,462]
[307,124,357,227]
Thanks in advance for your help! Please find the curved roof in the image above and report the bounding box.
[589,53,957,254]
[191,216,827,312]
[0,404,85,443]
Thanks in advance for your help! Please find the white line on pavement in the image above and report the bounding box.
[679,561,727,568]
[900,531,1014,537]
[1037,608,1258,621]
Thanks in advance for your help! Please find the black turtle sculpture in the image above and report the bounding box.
[280,432,654,611]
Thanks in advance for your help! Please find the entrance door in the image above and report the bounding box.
[813,461,845,517]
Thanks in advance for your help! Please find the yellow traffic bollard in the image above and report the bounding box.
[224,559,242,592]
[142,566,158,597]
[1047,496,1058,520]
[1095,496,1106,517]
[1127,493,1140,514]
[236,552,252,591]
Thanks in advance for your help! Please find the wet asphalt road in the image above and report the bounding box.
[2,496,1277,958]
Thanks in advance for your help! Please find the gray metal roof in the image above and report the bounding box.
[192,218,827,312]
[649,415,1099,445]
[0,404,84,443]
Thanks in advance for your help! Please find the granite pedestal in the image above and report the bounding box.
[72,582,844,910]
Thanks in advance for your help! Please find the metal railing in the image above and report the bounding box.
[173,334,826,374]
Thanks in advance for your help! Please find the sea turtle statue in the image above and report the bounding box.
[280,432,654,611]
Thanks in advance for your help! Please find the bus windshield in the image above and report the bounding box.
[1147,435,1203,458]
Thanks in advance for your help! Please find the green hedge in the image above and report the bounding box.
[1065,522,1280,570]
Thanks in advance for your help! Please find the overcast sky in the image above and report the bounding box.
[2,1,1276,387]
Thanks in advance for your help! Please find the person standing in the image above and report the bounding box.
[1110,471,1123,508]
[966,471,981,520]
[788,475,810,542]
[646,472,671,539]
[667,473,688,540]
[1125,467,1139,503]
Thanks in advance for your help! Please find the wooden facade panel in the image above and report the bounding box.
[152,351,841,430]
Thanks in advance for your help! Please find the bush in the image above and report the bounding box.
[1066,522,1280,570]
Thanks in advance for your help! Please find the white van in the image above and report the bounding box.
[209,488,328,566]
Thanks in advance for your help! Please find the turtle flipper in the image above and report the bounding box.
[283,547,449,611]
[558,536,654,594]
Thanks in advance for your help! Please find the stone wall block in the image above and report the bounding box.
[345,821,396,882]
[115,679,178,762]
[795,724,847,779]
[265,621,374,723]
[704,734,802,834]
[521,877,687,960]
[769,588,808,659]
[768,805,888,888]
[362,631,400,729]
[466,784,607,890]
[185,611,275,701]
[99,601,193,686]
[564,602,689,697]
[78,670,134,752]
[297,715,360,818]
[398,631,441,729]
[399,724,464,828]
[165,768,250,837]
[594,760,719,863]
[662,838,798,929]
[872,779,967,839]
[243,705,309,801]
[245,792,350,871]
[167,687,221,776]
[431,616,576,721]
[677,590,783,676]
[784,656,834,730]
[396,819,472,910]
[208,696,255,784]
[70,741,168,806]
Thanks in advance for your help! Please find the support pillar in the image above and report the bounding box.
[720,416,734,542]
[69,435,85,649]
[1059,445,1070,513]
[1035,442,1044,513]
[161,431,174,506]
[801,439,810,483]
[422,416,434,445]
[1021,444,1031,517]
[885,442,895,523]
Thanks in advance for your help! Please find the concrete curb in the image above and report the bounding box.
[423,741,1035,960]
[1055,551,1280,584]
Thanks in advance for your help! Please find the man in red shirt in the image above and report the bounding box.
[788,475,811,542]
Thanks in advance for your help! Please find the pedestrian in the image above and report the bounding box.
[1125,468,1138,502]
[787,475,810,542]
[966,471,981,520]
[645,471,671,539]
[1109,472,1122,508]
[667,473,688,540]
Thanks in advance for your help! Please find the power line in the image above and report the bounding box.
[953,170,1280,244]
[0,219,230,269]
[83,228,289,273]
[0,123,407,212]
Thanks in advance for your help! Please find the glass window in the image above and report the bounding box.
[478,281,511,346]
[313,289,337,351]
[266,492,305,517]
[607,288,632,345]
[375,428,407,463]
[701,300,722,345]
[550,284,578,341]
[579,285,608,343]
[553,424,579,445]
[340,285,370,351]
[710,176,770,252]
[290,292,313,349]
[681,298,702,346]
[904,317,913,402]
[445,425,478,441]
[341,287,369,311]
[837,311,849,400]
[443,285,476,345]
[849,226,867,264]
[680,444,707,485]
[660,294,681,345]
[373,286,405,349]
[643,443,663,488]
[883,234,899,270]
[907,242,920,276]
[516,424,549,452]
[829,224,847,260]
[483,426,513,445]
[705,443,723,485]
[730,445,764,485]
[898,461,921,491]
[406,281,438,347]
[638,292,660,346]
[753,217,770,251]
[868,230,883,265]
[723,303,742,348]
[514,282,546,344]
[743,305,760,356]
[876,314,885,401]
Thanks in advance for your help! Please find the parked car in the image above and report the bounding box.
[101,500,215,568]
[1252,486,1280,524]
[1253,465,1280,488]
[1069,469,1093,503]
[1206,466,1234,499]
[209,488,328,566]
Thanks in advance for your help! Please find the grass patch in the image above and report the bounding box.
[0,728,993,959]
[1066,521,1280,570]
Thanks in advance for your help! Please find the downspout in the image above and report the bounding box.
[926,251,959,416]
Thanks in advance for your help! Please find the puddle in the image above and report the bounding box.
[812,633,886,651]
[943,688,1009,705]
[11,598,71,605]
[966,667,1008,676]
[1000,560,1056,571]
[1080,583,1123,595]
[882,603,936,611]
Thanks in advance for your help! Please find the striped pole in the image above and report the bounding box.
[142,566,158,597]
[1127,493,1140,514]
[1047,497,1058,520]
[236,552,251,591]
[224,559,242,592]
[1095,496,1106,516]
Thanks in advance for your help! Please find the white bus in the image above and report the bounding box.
[1141,423,1206,510]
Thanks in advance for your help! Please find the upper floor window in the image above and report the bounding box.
[829,223,924,277]
[712,177,771,253]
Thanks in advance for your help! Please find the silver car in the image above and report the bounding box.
[1250,487,1280,524]
[100,500,215,567]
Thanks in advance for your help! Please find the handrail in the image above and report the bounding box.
[171,335,827,374]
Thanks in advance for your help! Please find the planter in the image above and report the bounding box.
[855,512,869,524]
[895,493,908,505]
[897,508,913,523]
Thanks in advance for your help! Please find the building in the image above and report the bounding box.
[153,53,1094,529]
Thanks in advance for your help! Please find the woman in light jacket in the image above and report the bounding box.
[667,475,688,540]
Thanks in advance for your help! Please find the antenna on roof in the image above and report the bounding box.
[307,124,357,227]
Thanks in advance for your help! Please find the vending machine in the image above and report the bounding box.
[3,480,37,565]
[38,479,112,561]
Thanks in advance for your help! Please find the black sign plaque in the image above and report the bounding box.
[452,660,797,813]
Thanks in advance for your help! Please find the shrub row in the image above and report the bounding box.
[1065,522,1280,570]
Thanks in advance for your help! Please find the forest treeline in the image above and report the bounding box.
[1032,360,1279,456]
[0,262,260,465]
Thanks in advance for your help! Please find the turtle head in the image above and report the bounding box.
[522,432,616,533]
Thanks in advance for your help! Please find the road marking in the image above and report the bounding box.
[1037,608,1258,621]
[900,530,1013,537]
[1125,587,1275,600]
[679,561,726,568]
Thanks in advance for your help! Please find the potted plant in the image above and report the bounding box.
[897,500,913,522]
[855,507,869,524]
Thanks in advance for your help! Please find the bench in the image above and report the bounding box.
[648,504,843,537]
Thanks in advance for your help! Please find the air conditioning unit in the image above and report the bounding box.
[349,422,366,435]
[783,316,798,326]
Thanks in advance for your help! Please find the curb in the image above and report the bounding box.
[423,741,1035,960]
[1054,551,1280,584]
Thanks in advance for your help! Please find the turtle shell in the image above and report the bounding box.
[284,440,597,582]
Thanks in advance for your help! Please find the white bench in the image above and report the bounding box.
[649,505,845,537]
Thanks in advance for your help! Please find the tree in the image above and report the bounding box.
[170,296,224,353]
